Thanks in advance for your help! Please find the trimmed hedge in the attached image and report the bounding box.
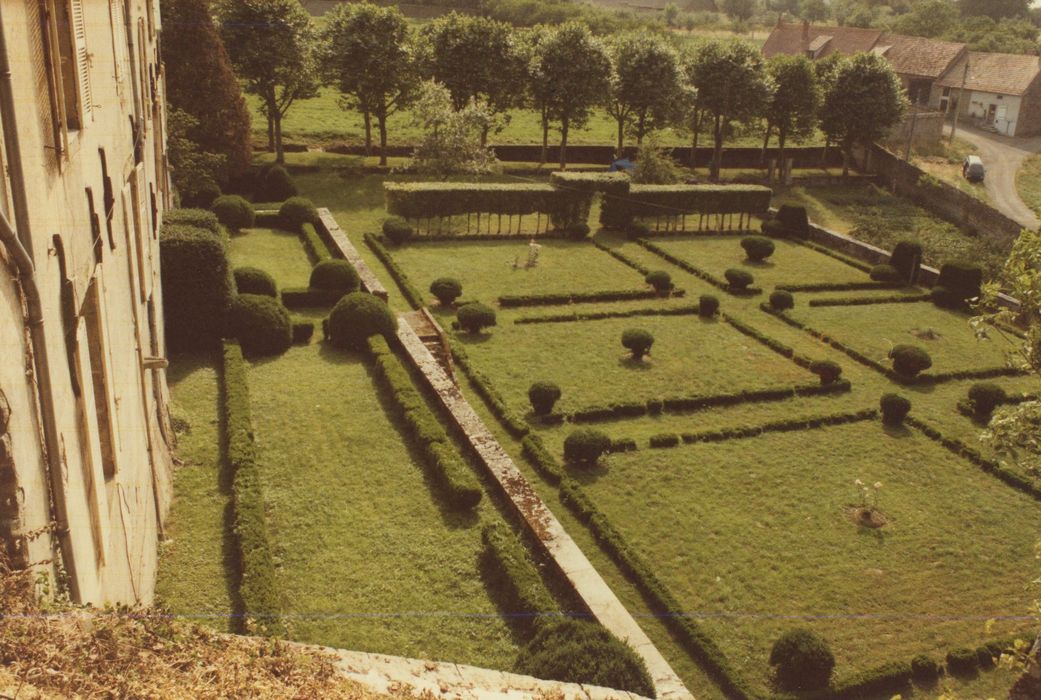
[890,240,922,283]
[457,302,498,333]
[725,269,754,292]
[234,266,277,297]
[310,259,361,295]
[227,294,293,356]
[368,335,482,510]
[163,208,220,235]
[300,222,332,262]
[564,429,611,465]
[280,287,346,308]
[430,277,463,306]
[648,408,877,447]
[699,295,720,317]
[291,320,314,345]
[774,204,809,238]
[500,288,684,308]
[364,233,426,309]
[776,281,900,293]
[910,654,941,684]
[549,170,631,195]
[810,360,842,385]
[278,196,318,232]
[621,328,654,360]
[448,336,530,439]
[649,433,680,448]
[645,270,673,295]
[599,184,772,229]
[327,292,397,350]
[220,341,283,636]
[946,648,978,675]
[807,293,932,307]
[741,236,775,262]
[590,239,652,275]
[881,393,911,426]
[160,222,233,350]
[889,344,932,380]
[212,195,255,230]
[522,434,564,484]
[769,290,794,311]
[770,629,834,691]
[382,216,413,245]
[515,305,698,325]
[869,263,900,283]
[528,382,562,416]
[256,165,298,202]
[636,238,762,297]
[481,522,559,635]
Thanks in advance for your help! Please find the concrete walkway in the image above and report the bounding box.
[395,318,694,700]
[947,124,1041,230]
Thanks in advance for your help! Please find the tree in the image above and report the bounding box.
[763,54,819,178]
[218,0,319,164]
[160,0,252,180]
[406,81,498,180]
[321,3,418,166]
[632,139,683,184]
[720,0,758,22]
[418,13,526,145]
[819,53,905,176]
[890,0,958,37]
[959,0,1028,20]
[687,40,773,181]
[166,108,227,204]
[798,0,831,22]
[531,22,612,170]
[520,26,555,165]
[604,34,682,153]
[945,16,1038,54]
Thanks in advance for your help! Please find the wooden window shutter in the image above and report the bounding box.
[70,0,92,117]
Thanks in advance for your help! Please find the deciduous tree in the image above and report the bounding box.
[959,0,1028,20]
[605,34,682,153]
[763,54,819,177]
[406,81,498,180]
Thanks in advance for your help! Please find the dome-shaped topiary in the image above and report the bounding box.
[233,267,277,297]
[515,620,654,698]
[566,222,591,240]
[911,654,941,684]
[741,236,775,262]
[769,629,835,691]
[564,429,611,465]
[430,277,463,306]
[227,294,292,356]
[256,165,298,202]
[457,302,497,334]
[211,195,255,231]
[769,289,794,310]
[645,270,673,295]
[626,222,650,240]
[278,196,318,231]
[889,344,932,380]
[725,268,754,291]
[309,260,360,294]
[528,382,562,415]
[880,393,911,426]
[870,263,901,283]
[327,292,397,350]
[621,328,654,360]
[699,294,719,317]
[382,217,413,245]
[810,359,842,385]
[968,382,1006,418]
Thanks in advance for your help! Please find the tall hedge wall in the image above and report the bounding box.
[160,220,233,350]
[600,184,772,228]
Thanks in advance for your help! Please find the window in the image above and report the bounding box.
[81,280,118,480]
[40,0,92,154]
[109,0,125,81]
[99,149,115,248]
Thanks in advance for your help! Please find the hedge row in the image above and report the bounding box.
[364,233,425,309]
[807,294,932,307]
[956,392,1038,420]
[723,313,815,370]
[646,408,877,447]
[516,306,699,325]
[590,239,652,275]
[367,335,483,510]
[636,239,762,297]
[549,171,632,195]
[794,238,873,273]
[300,222,332,262]
[782,661,911,700]
[448,336,530,439]
[600,184,772,227]
[281,287,345,309]
[499,288,684,308]
[160,220,234,350]
[521,434,565,485]
[481,522,560,635]
[776,281,900,293]
[220,341,283,636]
[567,381,851,423]
[405,231,567,242]
[384,182,593,229]
[907,416,1041,501]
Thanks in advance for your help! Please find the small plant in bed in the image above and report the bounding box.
[528,382,562,416]
[645,270,673,296]
[741,236,775,262]
[564,429,611,466]
[430,277,463,306]
[457,302,497,334]
[769,628,834,692]
[621,328,654,360]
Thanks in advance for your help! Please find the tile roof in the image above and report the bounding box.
[762,22,883,59]
[876,33,966,79]
[935,51,1041,96]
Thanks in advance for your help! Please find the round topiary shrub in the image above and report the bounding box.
[626,222,650,240]
[769,289,794,310]
[911,654,941,684]
[699,294,720,317]
[278,196,318,231]
[621,328,654,360]
[889,344,932,380]
[725,268,754,291]
[184,180,222,209]
[227,294,292,356]
[327,292,397,350]
[769,629,835,691]
[309,260,360,294]
[741,236,775,262]
[968,382,1006,418]
[566,222,591,240]
[870,263,901,283]
[528,382,562,416]
[514,620,654,697]
[430,277,463,306]
[881,393,912,426]
[257,164,298,202]
[810,359,842,385]
[233,267,277,297]
[946,648,978,676]
[564,429,611,465]
[382,216,413,245]
[930,285,963,309]
[645,270,673,295]
[457,302,497,334]
[211,195,255,231]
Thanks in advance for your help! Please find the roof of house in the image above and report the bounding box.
[935,51,1041,95]
[761,22,883,60]
[875,33,966,80]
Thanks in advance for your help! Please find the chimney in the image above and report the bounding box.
[802,20,810,42]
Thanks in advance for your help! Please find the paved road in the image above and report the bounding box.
[946,124,1041,231]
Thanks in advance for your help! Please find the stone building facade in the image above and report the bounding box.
[0,0,172,606]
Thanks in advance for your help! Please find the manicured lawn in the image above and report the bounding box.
[391,239,650,304]
[156,352,237,630]
[650,235,870,290]
[576,420,1041,693]
[787,300,1015,375]
[227,227,315,289]
[457,314,813,415]
[246,343,519,667]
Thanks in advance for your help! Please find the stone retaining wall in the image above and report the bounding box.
[316,208,389,301]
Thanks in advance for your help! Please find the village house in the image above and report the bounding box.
[0,0,172,606]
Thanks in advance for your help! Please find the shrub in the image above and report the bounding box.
[769,629,835,691]
[910,654,941,684]
[256,164,297,202]
[528,382,562,416]
[514,620,654,697]
[741,235,775,262]
[890,240,922,283]
[937,261,983,304]
[650,433,679,448]
[699,294,719,317]
[327,292,397,350]
[725,268,754,291]
[457,302,497,334]
[159,224,233,350]
[880,393,911,426]
[946,648,978,675]
[291,321,314,345]
[889,344,932,379]
[227,294,292,356]
[211,195,254,230]
[309,260,360,295]
[870,263,901,283]
[761,218,787,238]
[564,429,611,465]
[233,267,277,297]
[626,222,650,240]
[621,328,654,360]
[566,222,591,240]
[382,216,413,245]
[976,646,997,669]
[430,277,463,306]
[810,359,842,385]
[930,285,963,309]
[775,204,809,238]
[278,196,318,231]
[164,208,221,235]
[769,289,794,310]
[968,382,1006,418]
[645,270,673,295]
[183,180,222,209]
